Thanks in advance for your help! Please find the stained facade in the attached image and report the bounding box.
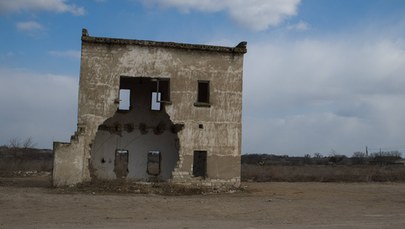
[53,29,247,187]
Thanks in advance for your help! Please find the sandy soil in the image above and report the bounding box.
[1,176,405,229]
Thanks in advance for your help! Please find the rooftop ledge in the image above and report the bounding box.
[81,28,247,54]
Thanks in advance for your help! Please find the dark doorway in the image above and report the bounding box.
[193,151,207,178]
[147,151,161,176]
[114,149,129,179]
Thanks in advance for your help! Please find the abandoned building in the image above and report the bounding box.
[53,29,247,187]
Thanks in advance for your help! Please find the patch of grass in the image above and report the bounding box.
[241,164,405,182]
[55,179,244,196]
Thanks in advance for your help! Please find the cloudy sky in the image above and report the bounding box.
[1,0,405,156]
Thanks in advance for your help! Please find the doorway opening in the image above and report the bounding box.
[147,150,161,176]
[114,149,129,179]
[193,151,207,178]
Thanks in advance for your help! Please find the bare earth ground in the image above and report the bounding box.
[1,175,405,229]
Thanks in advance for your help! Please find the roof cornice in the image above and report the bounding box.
[81,28,247,54]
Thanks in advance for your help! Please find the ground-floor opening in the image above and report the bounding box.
[193,151,207,178]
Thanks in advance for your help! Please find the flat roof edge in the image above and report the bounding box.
[81,28,247,54]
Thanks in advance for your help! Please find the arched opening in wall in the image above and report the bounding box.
[90,76,182,181]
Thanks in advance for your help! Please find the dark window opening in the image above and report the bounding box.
[147,151,161,176]
[151,78,170,111]
[193,151,207,178]
[198,81,209,103]
[118,89,131,110]
[159,79,170,102]
[152,78,170,102]
[195,81,210,107]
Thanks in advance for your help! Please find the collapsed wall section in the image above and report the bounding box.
[90,77,180,181]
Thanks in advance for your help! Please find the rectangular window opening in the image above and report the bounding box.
[147,151,161,176]
[159,79,170,102]
[151,92,161,111]
[119,89,131,110]
[195,81,210,107]
[193,151,207,178]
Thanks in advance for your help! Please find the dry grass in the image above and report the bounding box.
[242,164,405,182]
[0,148,52,173]
[55,179,244,195]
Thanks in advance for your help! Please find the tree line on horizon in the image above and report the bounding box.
[242,151,403,166]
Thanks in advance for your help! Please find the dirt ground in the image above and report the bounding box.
[1,175,405,229]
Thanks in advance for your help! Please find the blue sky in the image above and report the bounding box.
[1,0,405,156]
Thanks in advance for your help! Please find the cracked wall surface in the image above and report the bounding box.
[53,29,246,187]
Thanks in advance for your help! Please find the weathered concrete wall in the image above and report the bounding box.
[53,139,86,186]
[53,29,246,187]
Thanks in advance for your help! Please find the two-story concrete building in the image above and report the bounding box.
[53,29,247,187]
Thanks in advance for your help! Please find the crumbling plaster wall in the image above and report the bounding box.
[53,32,245,187]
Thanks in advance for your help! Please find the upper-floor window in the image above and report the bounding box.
[159,79,170,102]
[151,92,161,111]
[118,89,131,110]
[194,80,210,107]
[151,78,171,111]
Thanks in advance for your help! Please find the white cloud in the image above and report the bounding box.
[16,21,44,31]
[49,50,81,59]
[142,0,302,31]
[0,68,78,148]
[243,37,405,155]
[0,0,85,15]
[287,20,309,31]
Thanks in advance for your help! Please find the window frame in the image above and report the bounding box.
[150,91,161,111]
[158,78,171,103]
[118,88,131,111]
[194,80,211,107]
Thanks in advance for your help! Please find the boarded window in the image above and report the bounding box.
[119,89,131,110]
[197,81,209,104]
[193,151,207,178]
[147,151,161,176]
[151,92,161,111]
